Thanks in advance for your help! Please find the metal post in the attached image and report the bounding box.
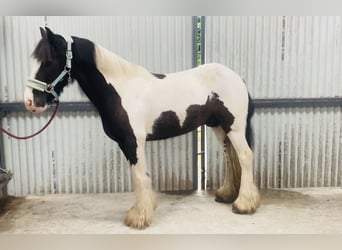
[191,16,199,190]
[191,16,207,190]
[44,16,48,27]
[200,16,206,190]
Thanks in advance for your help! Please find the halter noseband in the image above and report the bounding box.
[26,37,73,100]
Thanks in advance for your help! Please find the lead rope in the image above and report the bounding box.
[0,100,59,140]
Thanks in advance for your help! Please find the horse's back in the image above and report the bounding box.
[167,63,247,95]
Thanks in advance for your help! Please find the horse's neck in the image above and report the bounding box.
[94,45,154,82]
[72,41,155,111]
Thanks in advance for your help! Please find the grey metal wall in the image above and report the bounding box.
[205,16,342,189]
[0,16,196,196]
[2,16,341,195]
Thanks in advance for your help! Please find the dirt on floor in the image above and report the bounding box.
[0,188,341,234]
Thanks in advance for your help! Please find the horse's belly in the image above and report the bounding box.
[146,128,195,141]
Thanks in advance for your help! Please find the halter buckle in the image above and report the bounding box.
[64,66,72,82]
[45,84,53,93]
[66,50,73,60]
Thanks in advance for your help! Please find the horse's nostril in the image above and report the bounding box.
[27,99,33,106]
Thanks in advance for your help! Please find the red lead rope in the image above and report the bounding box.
[0,101,60,140]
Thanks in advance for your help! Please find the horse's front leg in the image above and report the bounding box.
[124,138,156,229]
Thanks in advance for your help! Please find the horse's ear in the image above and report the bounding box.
[40,27,47,38]
[45,27,56,45]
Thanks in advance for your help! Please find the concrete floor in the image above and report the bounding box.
[0,188,341,234]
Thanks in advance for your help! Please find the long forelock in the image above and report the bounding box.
[32,38,53,62]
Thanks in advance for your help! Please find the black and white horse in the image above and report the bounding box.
[24,27,260,229]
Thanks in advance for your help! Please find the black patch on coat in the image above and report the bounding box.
[147,93,235,141]
[152,73,166,79]
[70,38,138,165]
[147,111,182,140]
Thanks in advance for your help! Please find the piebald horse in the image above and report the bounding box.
[24,27,260,229]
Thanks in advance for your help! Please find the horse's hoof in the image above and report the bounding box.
[124,206,153,230]
[215,188,238,204]
[232,202,257,214]
[231,188,260,214]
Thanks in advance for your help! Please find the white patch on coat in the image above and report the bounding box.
[124,138,156,229]
[24,60,48,112]
[94,45,249,137]
[228,130,260,213]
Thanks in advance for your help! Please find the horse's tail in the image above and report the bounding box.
[245,92,255,149]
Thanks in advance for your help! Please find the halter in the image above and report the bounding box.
[26,37,73,100]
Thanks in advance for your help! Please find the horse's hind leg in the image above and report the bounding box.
[212,127,241,204]
[124,138,156,229]
[228,130,260,214]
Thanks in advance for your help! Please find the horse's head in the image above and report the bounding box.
[24,27,73,112]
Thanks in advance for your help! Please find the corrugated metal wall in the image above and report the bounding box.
[2,16,341,195]
[205,16,342,189]
[0,16,196,196]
